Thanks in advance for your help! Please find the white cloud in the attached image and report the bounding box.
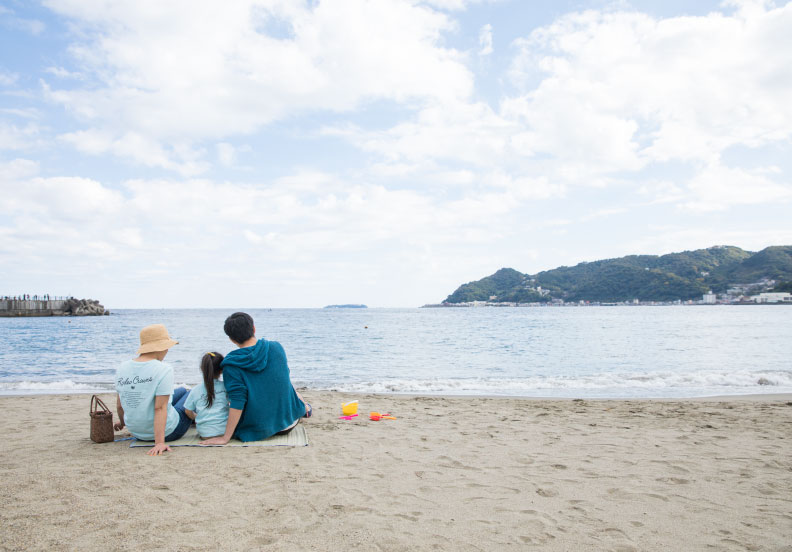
[580,207,627,222]
[40,0,792,216]
[57,128,111,155]
[0,7,45,35]
[507,4,792,167]
[625,225,792,259]
[12,176,124,219]
[420,0,469,9]
[44,66,83,80]
[43,0,473,171]
[419,0,493,10]
[0,71,18,86]
[216,142,236,166]
[0,121,43,150]
[681,163,792,212]
[0,158,39,179]
[0,165,541,304]
[501,90,644,172]
[243,229,266,244]
[0,108,41,119]
[328,100,518,166]
[330,1,792,212]
[482,171,565,201]
[478,23,493,55]
[637,180,686,205]
[59,129,208,175]
[111,228,144,248]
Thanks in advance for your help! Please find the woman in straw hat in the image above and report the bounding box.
[114,324,191,455]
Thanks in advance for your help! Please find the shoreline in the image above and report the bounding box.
[2,388,791,402]
[2,391,791,550]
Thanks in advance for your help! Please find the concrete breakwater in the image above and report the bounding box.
[0,298,109,317]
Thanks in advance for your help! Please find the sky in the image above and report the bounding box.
[1,0,791,308]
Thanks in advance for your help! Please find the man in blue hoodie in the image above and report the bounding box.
[199,312,311,444]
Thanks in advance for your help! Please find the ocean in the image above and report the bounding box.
[1,306,791,398]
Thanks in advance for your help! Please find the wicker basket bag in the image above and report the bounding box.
[90,395,114,443]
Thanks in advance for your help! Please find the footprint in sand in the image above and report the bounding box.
[517,519,555,544]
[721,538,761,551]
[656,477,689,485]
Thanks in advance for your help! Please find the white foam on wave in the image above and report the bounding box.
[0,380,197,395]
[0,380,113,394]
[4,370,792,398]
[315,368,792,398]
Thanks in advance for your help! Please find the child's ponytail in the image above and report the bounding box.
[200,352,224,408]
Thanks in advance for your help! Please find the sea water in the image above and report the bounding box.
[1,306,791,398]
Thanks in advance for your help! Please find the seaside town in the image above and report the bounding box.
[425,278,792,308]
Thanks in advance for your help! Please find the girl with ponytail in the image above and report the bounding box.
[184,352,229,439]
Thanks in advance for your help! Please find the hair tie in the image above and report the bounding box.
[207,352,215,357]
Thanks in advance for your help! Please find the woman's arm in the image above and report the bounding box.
[147,395,171,456]
[114,395,125,431]
[184,408,196,420]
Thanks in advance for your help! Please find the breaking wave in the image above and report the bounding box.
[3,370,791,398]
[0,380,114,394]
[0,380,196,395]
[312,369,792,398]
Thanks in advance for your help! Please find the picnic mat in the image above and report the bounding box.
[130,425,308,447]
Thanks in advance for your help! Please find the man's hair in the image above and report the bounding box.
[224,312,255,344]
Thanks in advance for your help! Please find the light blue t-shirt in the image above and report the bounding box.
[116,359,179,441]
[184,380,229,438]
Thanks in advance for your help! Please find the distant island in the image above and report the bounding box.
[324,304,368,309]
[427,245,792,307]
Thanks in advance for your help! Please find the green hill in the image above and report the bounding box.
[442,245,792,304]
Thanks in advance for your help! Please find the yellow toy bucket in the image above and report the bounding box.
[341,400,359,416]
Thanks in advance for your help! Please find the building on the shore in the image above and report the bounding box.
[754,292,792,303]
[702,291,717,304]
[726,279,777,298]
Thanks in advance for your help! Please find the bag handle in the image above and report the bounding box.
[91,394,111,415]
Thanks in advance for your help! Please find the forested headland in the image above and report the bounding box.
[442,245,792,304]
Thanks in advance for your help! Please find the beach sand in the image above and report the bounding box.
[1,392,791,551]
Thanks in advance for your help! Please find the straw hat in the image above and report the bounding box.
[137,324,179,354]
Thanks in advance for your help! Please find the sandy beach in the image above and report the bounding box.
[1,392,791,551]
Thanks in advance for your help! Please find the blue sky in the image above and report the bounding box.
[1,0,791,308]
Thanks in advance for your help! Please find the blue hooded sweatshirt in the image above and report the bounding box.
[221,339,305,441]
